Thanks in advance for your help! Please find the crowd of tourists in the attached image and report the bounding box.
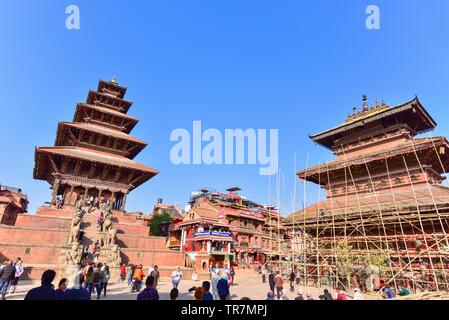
[24,262,111,300]
[1,258,414,300]
[259,265,410,300]
[0,257,24,300]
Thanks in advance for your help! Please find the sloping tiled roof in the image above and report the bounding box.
[298,136,449,179]
[310,97,436,149]
[35,146,158,173]
[58,122,146,144]
[287,185,449,223]
[75,103,138,121]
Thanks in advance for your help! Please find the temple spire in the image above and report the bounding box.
[362,95,368,112]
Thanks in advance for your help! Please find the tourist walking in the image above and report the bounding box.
[150,265,160,288]
[131,265,145,292]
[0,260,16,300]
[295,268,301,285]
[211,269,220,300]
[56,278,68,300]
[192,269,198,282]
[171,266,183,288]
[230,267,236,285]
[118,263,126,283]
[217,272,229,300]
[289,269,295,291]
[217,273,230,300]
[9,257,24,294]
[128,264,135,286]
[92,265,103,299]
[137,275,159,300]
[202,281,214,300]
[274,271,284,299]
[84,266,94,294]
[101,265,110,298]
[24,269,57,300]
[261,267,267,283]
[268,270,275,292]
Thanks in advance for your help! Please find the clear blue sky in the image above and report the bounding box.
[1,0,449,215]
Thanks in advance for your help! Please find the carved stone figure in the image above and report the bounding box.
[75,199,84,212]
[103,210,113,232]
[68,223,81,244]
[107,244,121,266]
[65,244,81,265]
[58,248,67,264]
[106,228,117,246]
[71,202,85,228]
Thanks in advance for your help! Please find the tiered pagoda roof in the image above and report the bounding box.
[34,78,158,195]
[310,96,436,150]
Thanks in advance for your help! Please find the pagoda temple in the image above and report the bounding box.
[285,96,449,293]
[1,79,191,282]
[33,78,158,211]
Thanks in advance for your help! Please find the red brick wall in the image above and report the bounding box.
[15,215,71,229]
[0,243,62,265]
[117,234,167,249]
[116,223,149,236]
[120,248,184,267]
[0,225,68,245]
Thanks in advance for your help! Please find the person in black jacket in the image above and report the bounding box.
[289,270,295,291]
[319,289,333,300]
[0,260,16,300]
[24,269,57,300]
[268,270,275,292]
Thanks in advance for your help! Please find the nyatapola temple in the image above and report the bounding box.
[0,79,188,280]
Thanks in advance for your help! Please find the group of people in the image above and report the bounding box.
[3,258,411,300]
[261,266,368,300]
[76,262,111,299]
[21,261,111,300]
[131,265,181,300]
[0,257,24,300]
[21,269,88,300]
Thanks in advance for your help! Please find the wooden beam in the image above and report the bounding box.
[87,163,96,178]
[49,156,60,174]
[61,158,69,174]
[114,167,123,182]
[100,165,110,180]
[73,159,82,176]
[129,172,143,186]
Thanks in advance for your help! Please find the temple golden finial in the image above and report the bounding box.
[111,76,117,83]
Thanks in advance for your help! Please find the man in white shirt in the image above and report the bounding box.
[171,267,183,288]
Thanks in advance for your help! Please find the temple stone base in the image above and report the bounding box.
[0,205,193,283]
